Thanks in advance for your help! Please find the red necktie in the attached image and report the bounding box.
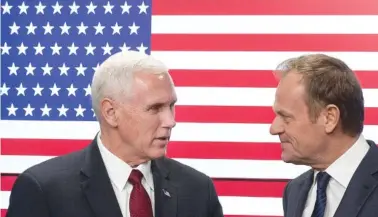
[128,169,153,217]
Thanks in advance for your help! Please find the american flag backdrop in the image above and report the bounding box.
[1,0,378,216]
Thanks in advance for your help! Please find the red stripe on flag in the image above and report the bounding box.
[176,106,274,123]
[1,139,283,160]
[1,175,286,197]
[170,70,278,88]
[1,176,17,191]
[365,108,378,124]
[1,139,88,156]
[1,210,7,217]
[213,179,287,197]
[166,142,282,160]
[152,34,378,52]
[356,71,378,89]
[170,70,378,89]
[152,0,378,15]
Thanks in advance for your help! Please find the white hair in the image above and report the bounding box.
[90,50,169,120]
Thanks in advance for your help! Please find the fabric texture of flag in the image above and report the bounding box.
[1,0,378,216]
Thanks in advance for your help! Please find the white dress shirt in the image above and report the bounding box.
[302,135,370,217]
[97,133,155,217]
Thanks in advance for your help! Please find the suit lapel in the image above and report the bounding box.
[293,170,314,217]
[79,138,123,217]
[334,141,378,217]
[152,158,178,217]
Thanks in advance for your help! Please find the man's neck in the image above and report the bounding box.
[99,131,149,167]
[311,134,359,171]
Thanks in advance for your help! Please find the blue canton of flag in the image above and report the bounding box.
[1,0,152,121]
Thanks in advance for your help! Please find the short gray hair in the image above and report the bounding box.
[90,51,169,120]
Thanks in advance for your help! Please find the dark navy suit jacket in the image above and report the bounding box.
[283,140,378,217]
[6,136,224,217]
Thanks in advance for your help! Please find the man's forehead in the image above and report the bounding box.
[126,90,177,107]
[277,72,305,91]
[129,73,176,102]
[134,71,172,85]
[275,80,307,110]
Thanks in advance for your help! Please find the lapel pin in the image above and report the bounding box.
[162,189,171,197]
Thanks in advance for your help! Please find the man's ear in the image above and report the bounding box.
[323,104,340,134]
[101,98,118,127]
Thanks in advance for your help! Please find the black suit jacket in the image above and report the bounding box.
[283,140,378,217]
[6,137,224,217]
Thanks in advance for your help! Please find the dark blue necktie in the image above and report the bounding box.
[311,172,331,217]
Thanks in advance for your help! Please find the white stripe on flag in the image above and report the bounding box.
[151,15,378,34]
[0,155,310,179]
[175,87,378,107]
[151,51,378,71]
[1,121,378,143]
[1,191,10,209]
[2,87,378,107]
[220,196,283,216]
[176,87,276,107]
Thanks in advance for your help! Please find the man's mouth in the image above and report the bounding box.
[156,136,169,141]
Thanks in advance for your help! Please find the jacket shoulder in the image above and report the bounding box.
[161,158,212,183]
[284,168,313,203]
[20,147,87,184]
[286,169,313,189]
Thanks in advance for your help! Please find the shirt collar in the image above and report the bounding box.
[96,132,154,191]
[314,134,370,188]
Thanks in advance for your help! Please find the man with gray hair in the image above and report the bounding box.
[6,50,224,217]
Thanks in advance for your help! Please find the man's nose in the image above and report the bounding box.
[270,117,282,135]
[162,110,176,128]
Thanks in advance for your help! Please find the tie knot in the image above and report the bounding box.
[316,172,331,190]
[128,169,143,185]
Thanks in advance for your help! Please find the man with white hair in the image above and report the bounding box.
[6,51,224,217]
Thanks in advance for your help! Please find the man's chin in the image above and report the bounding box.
[281,153,296,164]
[282,156,304,166]
[148,149,167,159]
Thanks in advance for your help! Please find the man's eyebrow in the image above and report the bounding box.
[148,98,177,107]
[275,109,294,118]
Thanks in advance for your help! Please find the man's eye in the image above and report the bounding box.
[282,116,291,123]
[148,104,162,111]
